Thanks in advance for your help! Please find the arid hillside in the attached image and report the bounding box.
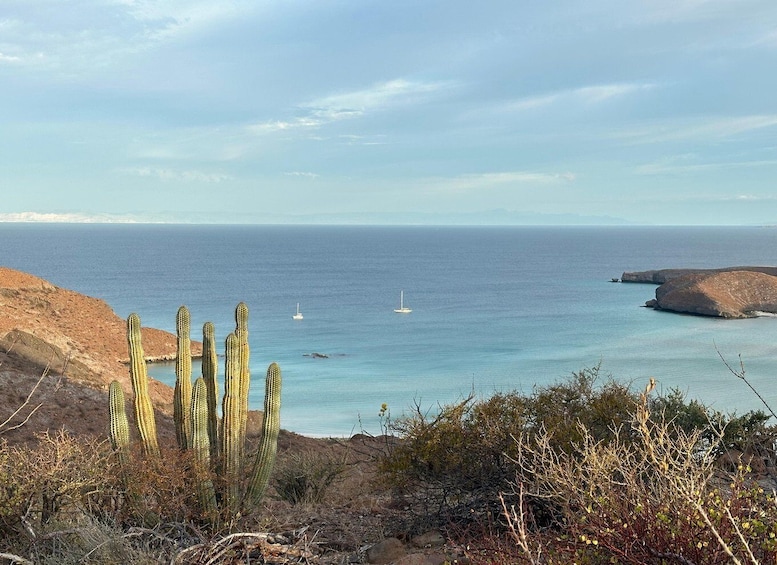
[0,266,198,444]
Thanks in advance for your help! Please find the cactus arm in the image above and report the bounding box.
[220,331,243,512]
[201,321,219,462]
[247,362,282,505]
[174,306,193,450]
[108,380,131,467]
[127,313,160,457]
[235,302,250,460]
[191,377,218,517]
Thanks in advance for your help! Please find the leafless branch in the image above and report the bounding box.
[716,345,777,420]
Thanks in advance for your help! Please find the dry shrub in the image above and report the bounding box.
[508,380,777,564]
[380,366,777,558]
[0,431,114,545]
[114,444,231,529]
[273,448,348,505]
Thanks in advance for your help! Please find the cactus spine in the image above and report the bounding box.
[126,313,160,457]
[111,303,282,523]
[247,362,282,504]
[173,305,193,449]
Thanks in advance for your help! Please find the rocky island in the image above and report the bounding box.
[621,266,777,318]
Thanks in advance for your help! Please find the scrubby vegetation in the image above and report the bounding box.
[380,366,777,563]
[1,365,776,563]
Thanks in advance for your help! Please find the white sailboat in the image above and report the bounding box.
[292,302,303,320]
[394,290,412,313]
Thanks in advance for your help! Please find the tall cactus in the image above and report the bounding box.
[108,380,131,468]
[191,377,217,515]
[235,302,250,460]
[221,331,243,513]
[126,313,160,457]
[247,362,282,504]
[112,303,282,524]
[174,305,193,450]
[201,321,219,461]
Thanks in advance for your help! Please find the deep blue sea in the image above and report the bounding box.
[3,224,777,436]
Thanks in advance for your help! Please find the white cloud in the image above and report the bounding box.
[123,167,233,182]
[0,1,256,76]
[506,82,656,112]
[433,171,576,193]
[733,194,777,201]
[248,79,450,135]
[304,79,447,116]
[247,118,324,135]
[636,156,777,175]
[753,28,777,47]
[616,115,777,145]
[112,0,254,42]
[284,171,319,179]
[0,212,144,223]
[638,0,756,23]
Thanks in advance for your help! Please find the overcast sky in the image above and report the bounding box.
[1,1,776,225]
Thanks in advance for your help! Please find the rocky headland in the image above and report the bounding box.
[621,266,777,318]
[0,266,203,444]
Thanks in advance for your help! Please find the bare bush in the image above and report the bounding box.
[509,379,777,564]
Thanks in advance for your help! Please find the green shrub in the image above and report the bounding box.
[379,366,776,533]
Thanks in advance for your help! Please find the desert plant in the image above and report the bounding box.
[273,449,348,505]
[506,379,777,564]
[108,303,282,527]
[0,431,115,547]
[379,368,639,525]
[380,367,775,536]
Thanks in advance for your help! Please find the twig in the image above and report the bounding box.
[172,532,270,565]
[0,348,68,434]
[716,346,777,420]
[499,488,543,564]
[724,506,760,565]
[0,552,33,565]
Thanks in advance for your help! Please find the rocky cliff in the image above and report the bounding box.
[0,266,202,416]
[632,269,777,318]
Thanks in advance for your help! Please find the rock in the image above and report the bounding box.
[303,352,329,359]
[621,266,777,284]
[366,537,407,564]
[411,530,445,549]
[394,553,449,565]
[649,270,777,318]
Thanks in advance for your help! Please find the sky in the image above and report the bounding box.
[1,1,776,225]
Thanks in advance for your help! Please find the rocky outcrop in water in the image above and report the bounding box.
[628,269,777,318]
[621,266,777,284]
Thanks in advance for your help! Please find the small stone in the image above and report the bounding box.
[411,530,445,548]
[366,537,406,564]
[394,553,449,565]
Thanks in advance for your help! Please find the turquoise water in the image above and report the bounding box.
[3,224,777,436]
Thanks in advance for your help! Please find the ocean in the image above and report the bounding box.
[2,224,777,437]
